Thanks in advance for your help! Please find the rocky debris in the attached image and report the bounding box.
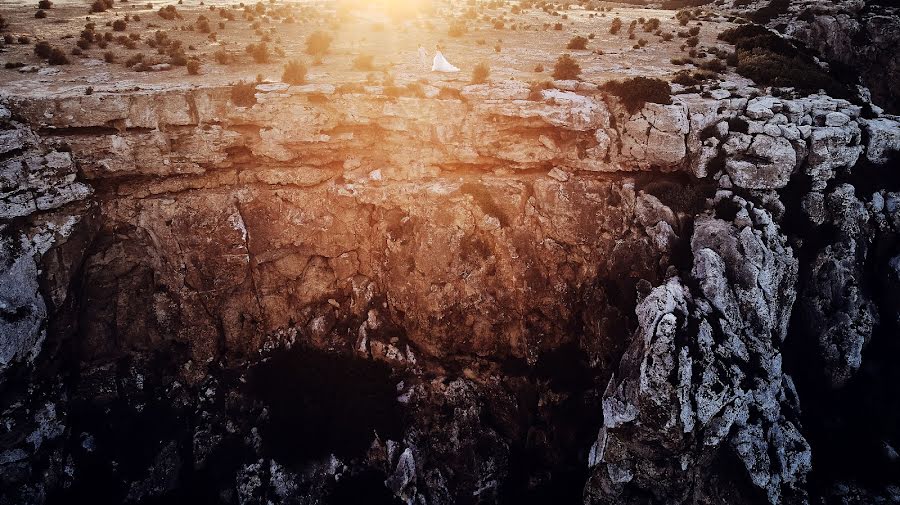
[586,192,809,505]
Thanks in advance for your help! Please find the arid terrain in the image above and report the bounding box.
[1,0,900,504]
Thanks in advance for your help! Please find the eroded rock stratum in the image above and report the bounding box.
[3,6,900,505]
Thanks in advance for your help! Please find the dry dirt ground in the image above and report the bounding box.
[0,0,739,97]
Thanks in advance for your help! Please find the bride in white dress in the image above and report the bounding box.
[432,45,459,73]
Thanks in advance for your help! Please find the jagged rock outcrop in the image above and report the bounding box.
[1,67,899,504]
[586,192,809,505]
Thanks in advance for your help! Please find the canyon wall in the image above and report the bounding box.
[2,78,900,504]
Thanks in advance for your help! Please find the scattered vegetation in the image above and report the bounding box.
[718,24,853,98]
[34,41,69,65]
[601,76,672,114]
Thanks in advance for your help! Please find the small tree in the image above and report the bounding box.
[282,59,307,84]
[552,54,580,80]
[471,62,490,84]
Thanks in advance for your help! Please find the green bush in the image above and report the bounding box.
[601,76,671,114]
[552,53,580,80]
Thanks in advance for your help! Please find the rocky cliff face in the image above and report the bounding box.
[1,74,900,504]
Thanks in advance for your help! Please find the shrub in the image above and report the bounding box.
[231,81,257,106]
[610,17,622,34]
[553,22,562,30]
[601,76,672,114]
[534,64,544,72]
[352,53,374,71]
[698,59,725,73]
[35,9,47,18]
[528,80,553,101]
[34,40,52,58]
[104,51,115,62]
[112,19,127,31]
[47,47,69,65]
[124,53,143,67]
[645,18,660,32]
[158,5,180,20]
[305,30,331,56]
[567,35,587,50]
[719,24,852,98]
[186,58,200,74]
[246,42,269,63]
[38,0,52,8]
[214,49,232,64]
[471,62,489,84]
[90,0,113,13]
[281,59,306,84]
[448,21,466,37]
[552,53,580,80]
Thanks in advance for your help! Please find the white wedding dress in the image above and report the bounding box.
[432,51,459,73]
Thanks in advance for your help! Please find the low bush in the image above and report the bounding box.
[231,81,257,107]
[305,30,331,56]
[38,0,52,8]
[246,42,270,63]
[567,35,587,50]
[187,58,200,74]
[471,62,489,84]
[158,5,180,20]
[610,17,622,34]
[214,49,232,64]
[601,76,672,114]
[528,80,553,101]
[552,53,580,80]
[112,19,127,31]
[718,23,852,98]
[448,21,466,37]
[90,0,112,13]
[103,51,115,62]
[35,9,47,18]
[281,59,307,84]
